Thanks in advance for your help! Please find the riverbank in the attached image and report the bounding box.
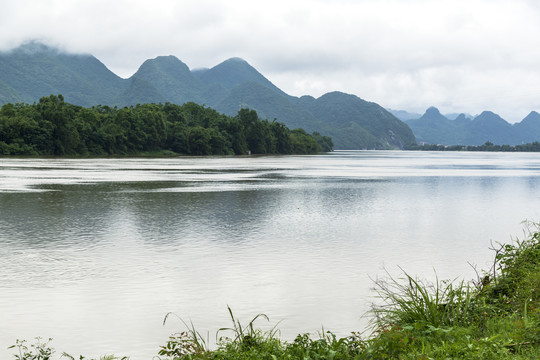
[10,223,540,359]
[405,141,540,152]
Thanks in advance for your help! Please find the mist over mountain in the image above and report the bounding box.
[405,107,540,145]
[0,42,415,149]
[0,41,128,106]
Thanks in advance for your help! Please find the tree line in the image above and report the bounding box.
[405,141,540,152]
[0,95,333,156]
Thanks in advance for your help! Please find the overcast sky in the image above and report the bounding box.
[1,0,539,122]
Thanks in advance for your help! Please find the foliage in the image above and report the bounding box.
[365,222,540,359]
[482,222,540,314]
[311,131,334,152]
[0,95,331,156]
[9,338,54,360]
[157,332,209,360]
[8,338,127,360]
[158,312,211,359]
[405,141,540,152]
[370,270,475,329]
[62,354,128,360]
[284,331,366,360]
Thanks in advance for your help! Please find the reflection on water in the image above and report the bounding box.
[1,151,540,359]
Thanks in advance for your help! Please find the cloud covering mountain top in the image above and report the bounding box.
[1,0,539,122]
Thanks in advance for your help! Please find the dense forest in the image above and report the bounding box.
[0,95,333,156]
[405,141,540,152]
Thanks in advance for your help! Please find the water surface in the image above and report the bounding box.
[1,151,540,359]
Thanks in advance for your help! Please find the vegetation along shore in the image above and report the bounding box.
[9,222,540,359]
[0,95,333,156]
[405,141,540,152]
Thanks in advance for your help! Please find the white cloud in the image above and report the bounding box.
[1,0,539,122]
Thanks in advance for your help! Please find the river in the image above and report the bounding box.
[1,151,540,359]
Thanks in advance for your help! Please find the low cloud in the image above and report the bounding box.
[1,0,539,121]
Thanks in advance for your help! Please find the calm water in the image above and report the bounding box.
[1,151,540,359]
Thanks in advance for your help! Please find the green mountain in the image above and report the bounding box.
[193,57,325,132]
[512,111,540,144]
[390,108,473,122]
[131,55,205,104]
[405,107,466,144]
[212,81,326,132]
[0,42,417,149]
[194,58,414,149]
[0,79,23,104]
[406,107,540,145]
[113,77,168,106]
[466,111,513,145]
[195,57,286,96]
[0,41,127,106]
[302,92,416,149]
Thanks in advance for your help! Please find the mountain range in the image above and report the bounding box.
[0,42,415,150]
[403,107,540,145]
[388,109,474,122]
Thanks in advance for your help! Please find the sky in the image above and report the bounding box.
[1,0,539,122]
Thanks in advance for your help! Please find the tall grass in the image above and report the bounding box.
[370,268,475,329]
[217,305,281,348]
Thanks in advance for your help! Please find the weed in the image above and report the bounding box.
[8,338,127,360]
[9,338,54,360]
[158,312,211,359]
[216,305,281,350]
[62,355,128,360]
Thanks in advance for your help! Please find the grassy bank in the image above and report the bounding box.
[10,223,540,359]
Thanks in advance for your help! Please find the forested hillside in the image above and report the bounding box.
[0,42,415,150]
[0,95,332,156]
[300,92,416,149]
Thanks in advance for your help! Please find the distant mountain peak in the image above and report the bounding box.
[224,57,248,63]
[196,56,283,95]
[8,40,60,55]
[154,54,183,62]
[137,55,190,72]
[319,91,354,99]
[5,40,94,59]
[425,106,442,115]
[526,110,540,118]
[471,111,509,128]
[521,110,540,125]
[132,54,204,104]
[454,113,470,122]
[477,110,497,117]
[417,106,448,123]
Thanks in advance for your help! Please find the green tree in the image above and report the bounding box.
[36,94,80,155]
[188,126,212,155]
